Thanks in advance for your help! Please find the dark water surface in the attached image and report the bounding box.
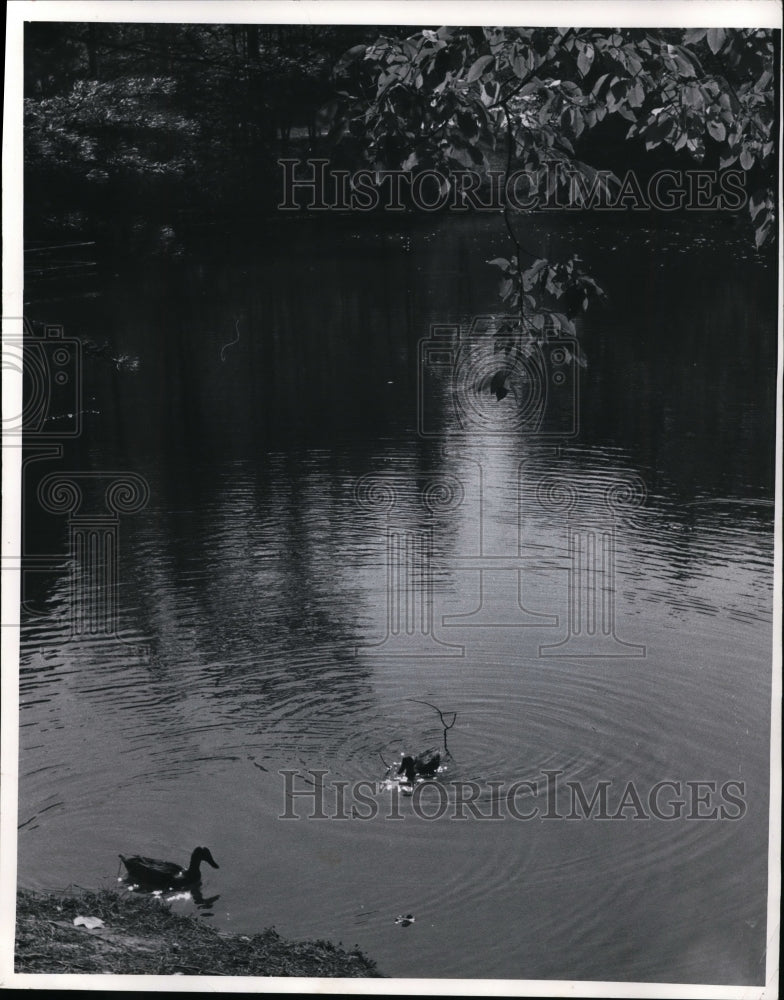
[19,211,776,982]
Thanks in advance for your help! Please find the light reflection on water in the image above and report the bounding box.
[18,213,775,983]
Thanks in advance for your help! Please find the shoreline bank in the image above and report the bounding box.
[14,888,381,978]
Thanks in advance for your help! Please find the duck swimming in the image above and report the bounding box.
[398,751,441,782]
[119,846,219,890]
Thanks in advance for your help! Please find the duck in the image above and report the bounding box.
[119,846,219,889]
[397,751,441,782]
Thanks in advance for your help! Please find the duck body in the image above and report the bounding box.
[119,846,219,889]
[398,752,441,782]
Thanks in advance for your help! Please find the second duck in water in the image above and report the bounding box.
[397,751,441,782]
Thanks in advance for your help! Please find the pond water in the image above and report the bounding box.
[18,209,776,983]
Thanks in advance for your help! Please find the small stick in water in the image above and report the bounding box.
[407,698,457,757]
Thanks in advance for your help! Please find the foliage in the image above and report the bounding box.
[329,25,777,348]
[23,22,777,357]
[331,26,775,235]
[23,23,376,221]
[25,77,196,187]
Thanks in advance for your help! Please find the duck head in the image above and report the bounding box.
[397,756,417,782]
[192,846,220,870]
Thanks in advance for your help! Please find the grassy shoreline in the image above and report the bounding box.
[15,888,381,978]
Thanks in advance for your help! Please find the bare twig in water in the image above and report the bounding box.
[407,699,456,730]
[407,699,457,758]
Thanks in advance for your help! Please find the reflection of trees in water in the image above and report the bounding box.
[122,457,378,722]
[578,232,777,498]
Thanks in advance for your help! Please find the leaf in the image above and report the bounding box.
[522,258,548,290]
[628,81,645,108]
[519,78,544,96]
[553,313,576,335]
[74,915,104,930]
[466,55,494,82]
[576,45,594,76]
[755,69,773,93]
[749,192,767,220]
[512,53,528,79]
[706,28,726,54]
[609,78,627,102]
[488,257,512,272]
[754,218,772,248]
[706,120,726,142]
[490,370,509,400]
[739,149,754,170]
[673,53,697,78]
[683,29,708,45]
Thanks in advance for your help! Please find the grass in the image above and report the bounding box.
[15,888,381,977]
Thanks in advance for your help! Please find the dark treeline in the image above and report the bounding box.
[24,23,403,246]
